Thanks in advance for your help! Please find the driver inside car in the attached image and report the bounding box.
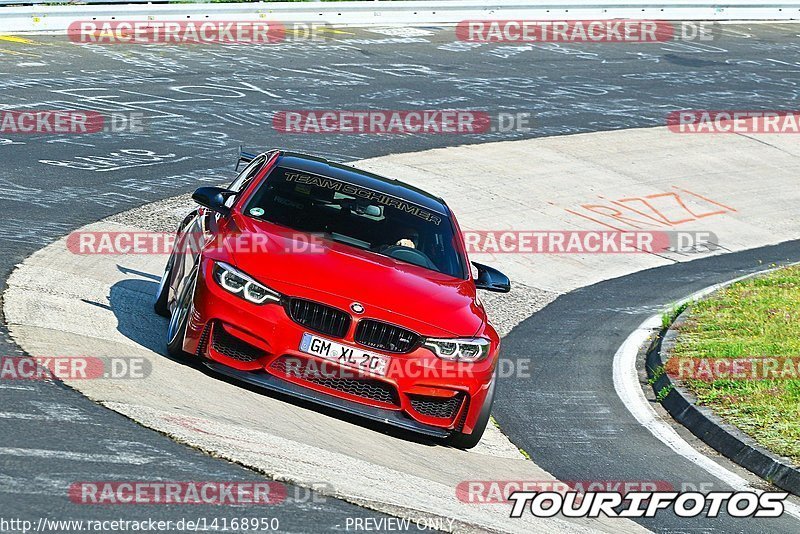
[393,227,419,249]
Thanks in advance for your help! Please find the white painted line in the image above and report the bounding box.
[612,271,800,521]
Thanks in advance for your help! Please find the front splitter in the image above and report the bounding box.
[202,361,452,439]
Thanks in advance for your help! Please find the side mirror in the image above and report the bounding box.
[192,186,233,216]
[472,262,511,293]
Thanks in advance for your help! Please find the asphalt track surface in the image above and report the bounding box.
[1,24,800,531]
[496,241,800,533]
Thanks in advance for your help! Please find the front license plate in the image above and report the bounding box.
[299,333,389,377]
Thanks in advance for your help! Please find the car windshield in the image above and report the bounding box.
[244,166,466,279]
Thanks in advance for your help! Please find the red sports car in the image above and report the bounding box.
[154,149,511,448]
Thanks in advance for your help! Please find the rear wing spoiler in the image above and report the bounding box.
[236,146,282,171]
[235,145,259,171]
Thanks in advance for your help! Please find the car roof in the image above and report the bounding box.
[274,151,449,216]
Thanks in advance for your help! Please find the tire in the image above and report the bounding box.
[153,251,175,318]
[448,369,497,450]
[166,267,197,358]
[155,215,196,318]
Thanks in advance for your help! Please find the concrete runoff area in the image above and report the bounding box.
[354,127,800,292]
[5,123,800,531]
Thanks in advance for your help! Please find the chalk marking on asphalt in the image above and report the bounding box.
[287,27,354,36]
[0,402,95,423]
[0,384,35,390]
[613,269,800,521]
[0,411,93,422]
[0,447,158,465]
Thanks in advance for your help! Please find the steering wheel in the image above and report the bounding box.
[381,245,437,271]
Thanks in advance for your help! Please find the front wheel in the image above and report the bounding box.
[448,369,497,450]
[166,267,197,358]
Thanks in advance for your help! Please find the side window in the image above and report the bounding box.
[226,154,267,207]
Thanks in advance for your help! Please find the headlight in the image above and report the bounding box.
[423,337,491,362]
[212,262,281,305]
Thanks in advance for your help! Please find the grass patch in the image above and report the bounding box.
[648,365,665,385]
[670,265,800,464]
[656,384,674,402]
[662,300,690,329]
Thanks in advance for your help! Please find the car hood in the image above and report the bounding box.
[227,217,484,338]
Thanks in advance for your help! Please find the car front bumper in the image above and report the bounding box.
[182,259,497,437]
